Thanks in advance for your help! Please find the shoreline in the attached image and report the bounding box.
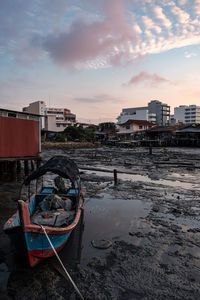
[42,141,101,149]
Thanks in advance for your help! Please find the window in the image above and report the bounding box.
[8,112,16,118]
[56,124,60,127]
[139,125,143,129]
[126,125,130,129]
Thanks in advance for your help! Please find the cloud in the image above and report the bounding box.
[124,71,172,87]
[178,0,188,5]
[74,94,123,104]
[194,0,200,14]
[1,0,200,70]
[184,51,197,58]
[170,5,190,23]
[132,23,142,34]
[42,0,137,68]
[142,16,162,34]
[152,6,172,28]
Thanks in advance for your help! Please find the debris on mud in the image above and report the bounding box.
[91,240,112,250]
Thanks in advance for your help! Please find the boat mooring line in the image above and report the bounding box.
[40,225,84,300]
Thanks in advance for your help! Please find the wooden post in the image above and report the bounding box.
[0,162,4,178]
[36,159,41,169]
[3,161,8,173]
[24,160,29,175]
[31,160,35,171]
[11,161,17,174]
[17,160,21,173]
[114,169,117,185]
[9,161,17,180]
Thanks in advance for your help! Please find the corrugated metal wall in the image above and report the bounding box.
[0,116,39,158]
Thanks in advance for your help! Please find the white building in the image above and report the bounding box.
[174,105,200,124]
[23,101,76,132]
[117,107,156,124]
[117,119,155,135]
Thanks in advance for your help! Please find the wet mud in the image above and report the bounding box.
[0,147,200,299]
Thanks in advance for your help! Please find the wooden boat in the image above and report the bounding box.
[4,155,83,267]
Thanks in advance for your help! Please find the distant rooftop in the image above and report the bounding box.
[0,108,41,117]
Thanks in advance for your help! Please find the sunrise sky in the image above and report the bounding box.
[1,0,200,123]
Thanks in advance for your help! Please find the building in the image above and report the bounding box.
[117,100,170,126]
[23,101,76,132]
[174,105,200,124]
[148,100,170,126]
[117,106,156,124]
[0,108,41,158]
[117,119,155,136]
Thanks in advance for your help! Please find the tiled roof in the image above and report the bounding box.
[119,119,156,127]
[147,124,198,132]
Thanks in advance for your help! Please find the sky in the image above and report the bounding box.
[1,0,200,124]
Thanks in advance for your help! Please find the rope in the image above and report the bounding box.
[40,225,84,300]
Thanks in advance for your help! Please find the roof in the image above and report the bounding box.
[176,124,200,133]
[24,155,80,185]
[0,108,41,117]
[119,119,156,127]
[146,124,196,133]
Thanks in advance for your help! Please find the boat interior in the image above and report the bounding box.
[4,185,80,230]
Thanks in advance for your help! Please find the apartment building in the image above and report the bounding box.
[148,100,170,126]
[117,100,170,126]
[23,101,76,132]
[117,107,156,124]
[174,105,200,124]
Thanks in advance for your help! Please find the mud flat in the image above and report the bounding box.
[0,147,200,299]
[42,142,101,150]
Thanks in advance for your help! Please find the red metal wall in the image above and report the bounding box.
[0,116,40,158]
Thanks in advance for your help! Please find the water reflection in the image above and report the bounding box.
[50,210,85,270]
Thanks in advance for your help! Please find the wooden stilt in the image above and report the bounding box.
[36,159,41,169]
[24,160,29,176]
[31,160,35,171]
[17,160,21,173]
[10,161,17,180]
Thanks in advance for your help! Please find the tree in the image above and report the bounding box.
[98,122,116,133]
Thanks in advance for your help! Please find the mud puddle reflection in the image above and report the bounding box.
[84,169,200,190]
[80,193,151,265]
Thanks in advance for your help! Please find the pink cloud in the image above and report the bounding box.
[42,0,137,67]
[125,71,171,87]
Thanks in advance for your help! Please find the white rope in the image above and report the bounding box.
[40,225,84,300]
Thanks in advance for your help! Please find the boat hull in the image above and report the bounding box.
[4,193,83,267]
[25,231,72,267]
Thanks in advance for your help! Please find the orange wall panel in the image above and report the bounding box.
[0,116,39,158]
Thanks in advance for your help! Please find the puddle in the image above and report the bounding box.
[80,193,151,265]
[84,169,200,190]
